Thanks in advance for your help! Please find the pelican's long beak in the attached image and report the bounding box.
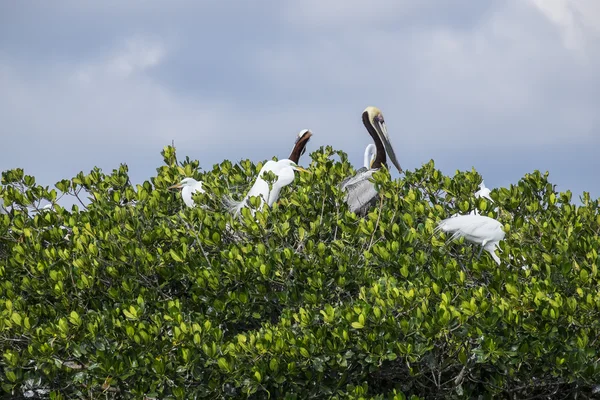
[168,183,183,190]
[373,120,402,173]
[293,166,312,174]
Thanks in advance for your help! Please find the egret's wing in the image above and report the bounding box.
[437,215,503,244]
[222,195,242,215]
[474,188,492,201]
[437,215,483,237]
[193,181,205,194]
[483,242,501,265]
[341,170,379,214]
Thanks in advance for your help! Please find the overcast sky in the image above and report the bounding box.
[1,0,599,201]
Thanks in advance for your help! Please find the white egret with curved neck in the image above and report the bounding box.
[169,177,205,208]
[341,106,402,215]
[225,159,310,216]
[363,144,376,169]
[436,214,505,265]
[225,129,312,217]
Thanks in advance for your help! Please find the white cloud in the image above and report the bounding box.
[255,0,599,152]
[0,36,234,186]
[529,0,600,53]
[107,38,166,78]
[72,37,165,83]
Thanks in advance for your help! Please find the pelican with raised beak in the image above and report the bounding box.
[340,106,402,215]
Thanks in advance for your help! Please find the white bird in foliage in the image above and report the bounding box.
[474,181,492,202]
[225,159,310,216]
[341,106,402,215]
[363,144,376,169]
[436,214,505,265]
[0,198,6,214]
[225,129,312,216]
[169,177,205,208]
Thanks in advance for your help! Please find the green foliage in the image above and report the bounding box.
[1,146,599,398]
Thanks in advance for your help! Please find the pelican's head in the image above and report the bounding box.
[295,129,313,157]
[288,129,313,163]
[363,106,401,173]
[296,129,312,141]
[168,177,198,190]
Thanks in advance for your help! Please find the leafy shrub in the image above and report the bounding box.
[1,146,599,399]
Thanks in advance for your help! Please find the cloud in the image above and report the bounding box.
[529,0,600,53]
[255,0,599,152]
[0,36,232,184]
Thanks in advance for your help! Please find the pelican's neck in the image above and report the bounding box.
[362,112,386,169]
[288,134,311,164]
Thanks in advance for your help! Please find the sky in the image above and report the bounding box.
[1,0,599,202]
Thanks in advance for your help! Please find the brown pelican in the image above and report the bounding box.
[225,129,312,216]
[341,106,402,215]
[288,129,313,163]
[169,178,205,208]
[436,214,505,265]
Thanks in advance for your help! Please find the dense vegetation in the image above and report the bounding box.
[1,146,599,399]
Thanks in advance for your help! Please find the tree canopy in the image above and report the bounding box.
[1,146,599,399]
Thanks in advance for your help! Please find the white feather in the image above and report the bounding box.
[225,159,303,217]
[175,178,205,208]
[436,214,505,264]
[474,181,493,202]
[363,144,376,169]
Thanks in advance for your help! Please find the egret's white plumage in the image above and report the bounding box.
[436,214,505,265]
[474,181,492,201]
[225,159,309,216]
[169,177,205,208]
[363,144,376,169]
[341,106,402,215]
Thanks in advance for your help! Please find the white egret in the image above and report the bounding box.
[363,144,376,169]
[224,128,312,216]
[225,159,310,216]
[436,214,505,265]
[474,181,492,201]
[341,106,402,215]
[169,177,205,208]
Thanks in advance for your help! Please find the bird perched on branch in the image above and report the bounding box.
[436,214,505,265]
[225,129,312,216]
[474,181,492,202]
[169,177,205,208]
[341,106,402,215]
